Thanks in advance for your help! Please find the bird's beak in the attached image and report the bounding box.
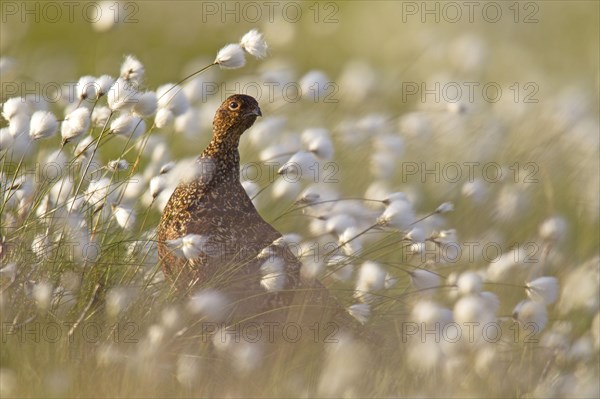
[248,106,262,117]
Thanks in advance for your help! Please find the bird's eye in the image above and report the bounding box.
[228,101,239,110]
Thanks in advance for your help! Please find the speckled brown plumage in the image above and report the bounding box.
[157,94,369,337]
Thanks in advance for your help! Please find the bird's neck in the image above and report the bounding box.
[200,129,241,181]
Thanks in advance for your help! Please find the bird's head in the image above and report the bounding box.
[213,94,262,138]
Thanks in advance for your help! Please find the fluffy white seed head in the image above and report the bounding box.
[155,108,175,129]
[214,44,246,69]
[112,205,136,230]
[109,114,136,136]
[526,276,559,305]
[259,257,286,292]
[107,78,139,111]
[107,159,129,172]
[91,1,123,32]
[347,303,370,325]
[278,151,317,179]
[338,226,363,256]
[76,75,97,100]
[406,227,426,243]
[251,116,287,148]
[89,106,110,129]
[410,269,441,292]
[240,29,268,59]
[513,300,548,331]
[2,97,30,121]
[456,271,483,295]
[0,127,14,151]
[539,216,568,242]
[74,135,93,158]
[327,255,354,282]
[354,261,386,303]
[187,288,229,322]
[29,111,58,140]
[156,84,190,116]
[106,287,134,318]
[95,75,115,98]
[301,257,324,280]
[61,108,90,143]
[378,196,415,230]
[487,247,526,282]
[302,127,334,160]
[133,91,158,117]
[85,177,115,208]
[300,70,330,100]
[32,281,53,313]
[454,294,495,326]
[461,179,488,203]
[120,55,145,83]
[412,300,453,326]
[436,202,454,214]
[181,234,209,260]
[8,114,29,137]
[326,214,356,235]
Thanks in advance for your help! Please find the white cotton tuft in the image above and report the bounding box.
[406,227,426,243]
[462,179,488,203]
[513,300,548,331]
[539,216,568,242]
[187,288,229,322]
[300,70,330,101]
[112,205,136,230]
[338,226,363,256]
[76,75,97,100]
[240,29,268,59]
[91,1,123,32]
[410,269,440,292]
[378,196,415,230]
[120,55,145,83]
[155,108,175,129]
[302,128,334,160]
[327,255,354,282]
[278,151,317,180]
[109,114,136,136]
[435,202,454,214]
[354,261,386,303]
[214,44,246,69]
[91,106,111,128]
[74,135,94,158]
[32,281,53,313]
[250,116,287,148]
[133,91,158,117]
[95,75,115,99]
[0,127,14,151]
[347,303,370,325]
[2,97,30,121]
[526,276,559,305]
[456,271,483,295]
[107,78,139,111]
[8,114,29,137]
[156,84,190,116]
[260,257,287,292]
[29,111,58,140]
[181,234,209,260]
[85,177,115,207]
[61,108,90,143]
[107,159,129,172]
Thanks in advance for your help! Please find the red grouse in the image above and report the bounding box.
[157,94,364,333]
